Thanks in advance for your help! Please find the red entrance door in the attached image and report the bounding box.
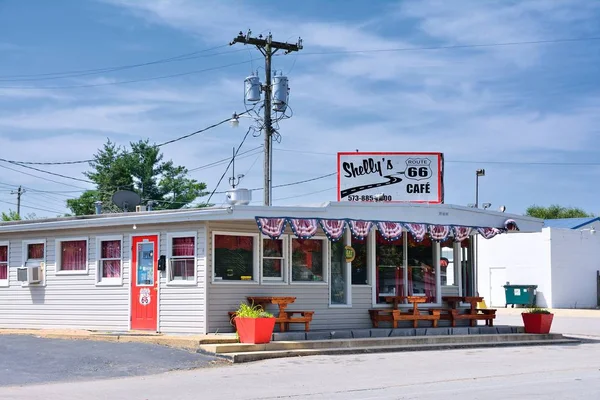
[131,235,159,331]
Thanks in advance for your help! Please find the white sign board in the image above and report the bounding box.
[337,152,444,203]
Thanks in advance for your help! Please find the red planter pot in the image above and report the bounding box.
[235,317,276,344]
[521,312,554,334]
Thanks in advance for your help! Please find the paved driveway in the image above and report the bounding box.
[0,335,226,387]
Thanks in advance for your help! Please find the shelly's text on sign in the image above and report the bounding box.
[337,152,444,203]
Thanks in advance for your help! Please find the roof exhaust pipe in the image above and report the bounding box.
[94,201,102,215]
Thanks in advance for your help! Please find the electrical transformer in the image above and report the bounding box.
[244,74,262,103]
[272,74,289,112]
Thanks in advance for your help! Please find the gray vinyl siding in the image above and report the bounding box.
[0,232,129,331]
[158,224,207,334]
[206,220,375,333]
[0,222,207,334]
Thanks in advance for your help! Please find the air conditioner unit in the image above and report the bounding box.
[17,264,43,284]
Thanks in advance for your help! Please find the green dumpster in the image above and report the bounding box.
[503,284,537,308]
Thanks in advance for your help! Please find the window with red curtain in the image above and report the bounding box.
[60,240,87,271]
[291,239,324,282]
[100,240,121,279]
[0,245,7,281]
[28,243,44,259]
[214,234,254,281]
[170,237,195,281]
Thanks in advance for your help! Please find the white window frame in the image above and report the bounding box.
[0,241,8,287]
[22,239,46,287]
[261,234,288,284]
[55,237,89,275]
[212,231,259,284]
[167,231,197,286]
[96,235,123,286]
[289,236,328,285]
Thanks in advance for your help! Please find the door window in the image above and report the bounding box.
[137,242,155,286]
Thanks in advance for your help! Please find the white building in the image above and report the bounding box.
[0,201,542,333]
[478,217,600,309]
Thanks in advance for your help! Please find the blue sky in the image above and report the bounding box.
[0,0,600,218]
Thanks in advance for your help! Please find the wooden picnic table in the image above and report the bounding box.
[247,296,308,332]
[442,296,495,327]
[369,295,439,328]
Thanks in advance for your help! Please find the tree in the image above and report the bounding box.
[67,139,209,215]
[1,210,37,221]
[525,204,594,219]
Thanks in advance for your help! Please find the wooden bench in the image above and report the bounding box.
[279,310,314,332]
[441,308,496,327]
[228,310,314,332]
[369,296,441,329]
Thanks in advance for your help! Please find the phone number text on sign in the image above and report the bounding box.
[337,152,444,204]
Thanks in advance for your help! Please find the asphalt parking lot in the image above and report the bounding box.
[0,335,226,387]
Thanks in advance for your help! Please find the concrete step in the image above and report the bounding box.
[200,333,567,354]
[218,337,580,363]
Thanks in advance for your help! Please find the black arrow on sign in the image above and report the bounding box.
[341,175,403,199]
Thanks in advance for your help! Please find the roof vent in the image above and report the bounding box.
[226,188,252,206]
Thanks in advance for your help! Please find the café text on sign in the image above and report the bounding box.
[337,152,444,203]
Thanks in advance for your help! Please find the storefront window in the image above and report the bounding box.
[375,232,404,303]
[407,236,436,302]
[351,236,368,285]
[213,234,256,281]
[262,238,285,281]
[461,238,474,296]
[291,238,324,282]
[330,240,348,305]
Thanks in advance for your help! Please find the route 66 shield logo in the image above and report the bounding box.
[139,288,151,306]
[404,158,432,181]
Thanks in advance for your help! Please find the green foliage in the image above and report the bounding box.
[525,204,594,219]
[234,302,273,318]
[1,210,37,221]
[66,139,210,215]
[526,307,552,314]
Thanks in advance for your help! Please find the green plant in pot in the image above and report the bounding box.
[521,307,554,334]
[233,302,275,344]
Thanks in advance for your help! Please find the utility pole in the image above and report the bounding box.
[230,30,302,206]
[10,186,25,216]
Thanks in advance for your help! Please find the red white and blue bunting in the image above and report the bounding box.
[404,223,428,242]
[428,225,452,242]
[452,226,472,242]
[254,217,518,242]
[288,218,319,239]
[255,217,287,239]
[376,221,403,241]
[319,219,347,242]
[348,220,373,240]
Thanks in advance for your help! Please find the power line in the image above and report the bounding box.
[278,36,600,57]
[0,199,63,215]
[0,47,246,82]
[0,159,93,183]
[204,126,256,205]
[0,164,89,190]
[188,146,263,172]
[0,59,256,90]
[214,171,336,194]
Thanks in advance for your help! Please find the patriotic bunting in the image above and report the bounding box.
[453,226,472,242]
[319,219,347,241]
[504,219,519,231]
[255,217,287,239]
[428,225,452,242]
[348,220,373,240]
[477,227,501,239]
[254,216,518,242]
[404,223,428,242]
[376,221,403,241]
[288,218,319,239]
